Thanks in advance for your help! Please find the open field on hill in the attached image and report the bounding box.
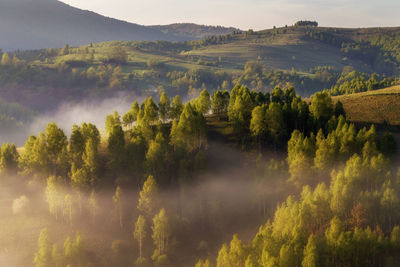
[184,29,373,72]
[333,85,400,126]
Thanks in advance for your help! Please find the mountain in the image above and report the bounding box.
[0,0,237,51]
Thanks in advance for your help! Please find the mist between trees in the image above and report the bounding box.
[0,84,399,266]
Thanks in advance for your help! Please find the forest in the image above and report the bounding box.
[0,81,398,266]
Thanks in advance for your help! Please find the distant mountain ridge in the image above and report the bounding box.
[0,0,237,51]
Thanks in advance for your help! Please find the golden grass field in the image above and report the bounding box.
[333,86,400,126]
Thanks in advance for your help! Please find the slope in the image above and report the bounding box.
[0,0,236,51]
[183,26,400,74]
[333,85,400,126]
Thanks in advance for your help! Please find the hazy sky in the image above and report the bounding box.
[60,0,400,30]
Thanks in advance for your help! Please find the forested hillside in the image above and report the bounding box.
[0,83,399,266]
[0,24,400,113]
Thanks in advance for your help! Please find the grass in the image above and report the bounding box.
[333,86,400,126]
[183,29,373,73]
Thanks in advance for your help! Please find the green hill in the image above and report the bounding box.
[1,25,400,113]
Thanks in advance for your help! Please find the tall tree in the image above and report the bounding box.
[108,124,125,170]
[63,194,73,225]
[143,97,159,124]
[265,102,285,146]
[45,123,68,176]
[250,106,267,140]
[113,186,124,228]
[88,190,99,224]
[170,95,184,120]
[159,92,171,122]
[105,111,122,135]
[45,176,64,220]
[69,125,85,165]
[212,90,229,119]
[134,215,147,261]
[34,228,53,267]
[216,244,230,267]
[196,89,211,115]
[138,175,159,217]
[302,235,319,267]
[0,143,19,174]
[152,208,171,259]
[309,92,333,124]
[171,103,207,152]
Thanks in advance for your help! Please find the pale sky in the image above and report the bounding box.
[60,0,400,30]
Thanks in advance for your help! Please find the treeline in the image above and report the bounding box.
[235,62,341,96]
[0,47,128,91]
[324,70,396,96]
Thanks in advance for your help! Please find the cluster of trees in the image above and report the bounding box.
[207,147,400,267]
[133,176,173,266]
[295,21,318,27]
[106,91,208,185]
[225,85,346,149]
[167,69,231,96]
[235,62,344,96]
[34,229,86,267]
[196,91,400,267]
[324,71,395,96]
[21,90,210,266]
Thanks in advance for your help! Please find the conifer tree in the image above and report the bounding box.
[159,92,171,122]
[108,124,125,170]
[302,235,318,267]
[229,234,245,267]
[216,243,230,267]
[171,95,184,120]
[143,96,159,123]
